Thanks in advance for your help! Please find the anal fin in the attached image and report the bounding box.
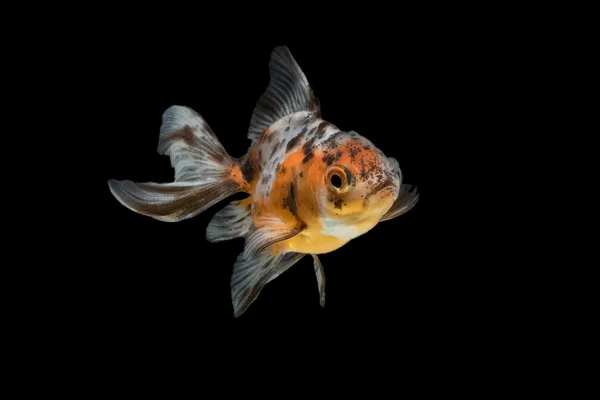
[206,197,252,242]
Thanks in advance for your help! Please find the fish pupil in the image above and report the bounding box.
[330,174,342,188]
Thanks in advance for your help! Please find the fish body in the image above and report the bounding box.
[244,111,399,254]
[108,46,419,317]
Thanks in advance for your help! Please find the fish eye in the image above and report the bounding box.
[326,166,351,194]
[330,174,342,188]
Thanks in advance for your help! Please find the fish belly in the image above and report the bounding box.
[283,228,349,254]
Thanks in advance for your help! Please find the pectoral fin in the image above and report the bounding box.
[380,184,419,222]
[312,254,326,307]
[242,214,304,259]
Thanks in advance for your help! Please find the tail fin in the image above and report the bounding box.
[108,105,245,222]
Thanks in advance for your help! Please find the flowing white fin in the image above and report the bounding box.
[108,180,239,222]
[231,249,306,317]
[247,46,320,144]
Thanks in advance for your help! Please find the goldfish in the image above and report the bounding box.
[108,46,419,317]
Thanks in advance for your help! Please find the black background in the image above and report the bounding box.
[97,34,491,335]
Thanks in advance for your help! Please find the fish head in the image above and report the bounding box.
[317,132,401,224]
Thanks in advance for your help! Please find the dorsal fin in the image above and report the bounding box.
[247,46,320,144]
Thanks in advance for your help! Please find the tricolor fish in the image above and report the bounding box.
[108,46,419,317]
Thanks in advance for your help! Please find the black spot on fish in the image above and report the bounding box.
[285,126,290,132]
[322,153,336,166]
[168,125,198,148]
[299,171,303,178]
[282,183,297,216]
[302,152,314,164]
[364,145,371,150]
[261,173,271,185]
[267,134,274,143]
[302,136,316,155]
[279,165,287,174]
[316,122,329,138]
[349,146,361,159]
[322,151,343,166]
[241,158,254,182]
[322,132,343,150]
[286,127,307,152]
[333,199,343,210]
[360,160,380,181]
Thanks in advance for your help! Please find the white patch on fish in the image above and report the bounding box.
[320,216,361,239]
